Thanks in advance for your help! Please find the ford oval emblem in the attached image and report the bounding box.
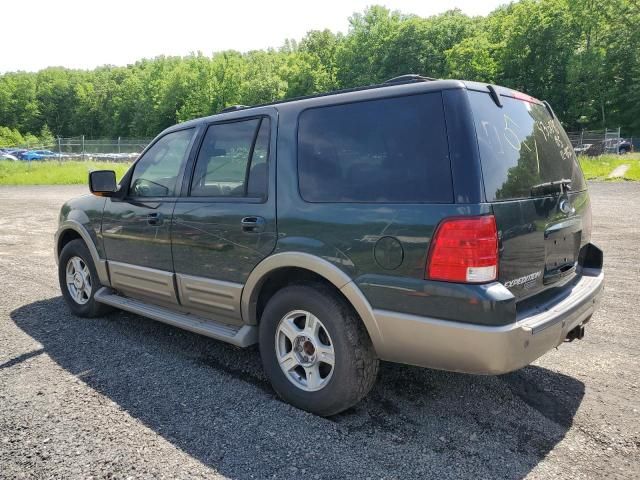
[559,199,574,215]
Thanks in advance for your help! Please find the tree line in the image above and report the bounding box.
[0,0,638,144]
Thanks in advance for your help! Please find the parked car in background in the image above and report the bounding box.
[92,152,140,162]
[575,138,634,156]
[55,76,604,416]
[573,143,593,155]
[617,139,633,154]
[20,150,58,161]
[603,138,633,155]
[0,152,19,161]
[5,149,27,158]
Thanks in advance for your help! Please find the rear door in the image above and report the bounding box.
[171,113,277,325]
[468,89,590,300]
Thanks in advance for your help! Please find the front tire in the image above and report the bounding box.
[58,239,111,317]
[259,284,379,416]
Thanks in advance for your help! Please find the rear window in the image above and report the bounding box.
[469,91,586,201]
[298,93,452,203]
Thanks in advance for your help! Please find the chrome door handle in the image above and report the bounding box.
[146,212,163,225]
[241,216,265,233]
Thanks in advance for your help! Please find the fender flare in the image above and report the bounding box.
[55,220,110,286]
[240,252,385,351]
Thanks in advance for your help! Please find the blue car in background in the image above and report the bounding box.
[20,150,58,160]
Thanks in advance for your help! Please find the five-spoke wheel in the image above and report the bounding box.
[260,284,379,416]
[65,256,92,305]
[275,310,335,392]
[58,238,111,317]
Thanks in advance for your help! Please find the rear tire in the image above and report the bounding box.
[259,284,379,416]
[58,239,111,318]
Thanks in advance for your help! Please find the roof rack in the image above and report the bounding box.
[214,74,439,114]
[384,74,436,84]
[220,105,248,113]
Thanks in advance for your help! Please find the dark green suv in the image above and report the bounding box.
[55,76,604,416]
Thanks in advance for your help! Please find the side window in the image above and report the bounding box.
[129,128,194,197]
[298,93,452,203]
[190,117,270,199]
[247,119,270,198]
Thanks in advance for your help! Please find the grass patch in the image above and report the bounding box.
[579,154,640,181]
[1,155,639,185]
[0,160,132,185]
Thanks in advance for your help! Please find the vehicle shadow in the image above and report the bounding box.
[11,298,585,479]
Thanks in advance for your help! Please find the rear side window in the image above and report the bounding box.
[190,118,269,199]
[298,93,452,203]
[468,91,586,201]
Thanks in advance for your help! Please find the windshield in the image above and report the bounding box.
[469,91,586,201]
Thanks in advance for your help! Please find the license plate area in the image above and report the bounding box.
[544,227,581,284]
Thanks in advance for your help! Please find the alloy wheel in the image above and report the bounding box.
[275,310,335,392]
[65,256,92,305]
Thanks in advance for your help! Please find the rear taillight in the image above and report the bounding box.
[426,215,498,283]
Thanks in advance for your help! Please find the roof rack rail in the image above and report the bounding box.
[384,74,436,84]
[206,74,441,115]
[220,105,248,113]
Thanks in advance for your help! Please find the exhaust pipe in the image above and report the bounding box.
[565,325,585,342]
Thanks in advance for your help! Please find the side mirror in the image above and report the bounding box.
[89,170,117,196]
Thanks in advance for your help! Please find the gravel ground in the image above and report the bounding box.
[0,183,638,479]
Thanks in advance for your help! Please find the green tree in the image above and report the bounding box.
[336,6,405,87]
[486,0,578,120]
[0,126,25,147]
[0,1,637,138]
[39,124,55,146]
[446,35,498,82]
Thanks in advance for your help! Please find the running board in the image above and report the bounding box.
[94,287,257,347]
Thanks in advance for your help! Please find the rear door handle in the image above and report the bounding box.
[241,216,265,233]
[146,212,163,225]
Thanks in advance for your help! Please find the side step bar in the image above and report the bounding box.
[94,287,257,347]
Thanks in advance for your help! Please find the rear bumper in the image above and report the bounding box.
[371,268,604,374]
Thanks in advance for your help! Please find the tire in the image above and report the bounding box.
[58,239,111,318]
[259,284,379,416]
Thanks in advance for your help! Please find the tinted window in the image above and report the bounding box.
[468,91,586,201]
[298,93,452,203]
[130,128,194,197]
[190,118,269,198]
[247,119,270,198]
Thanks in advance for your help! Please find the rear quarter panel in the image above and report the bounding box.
[274,88,513,326]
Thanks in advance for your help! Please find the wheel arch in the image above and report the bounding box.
[55,220,110,286]
[241,252,385,351]
[56,228,83,257]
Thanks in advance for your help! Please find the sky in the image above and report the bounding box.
[1,0,507,73]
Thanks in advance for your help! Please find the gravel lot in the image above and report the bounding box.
[0,183,638,479]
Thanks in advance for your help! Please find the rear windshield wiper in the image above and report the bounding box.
[531,178,572,196]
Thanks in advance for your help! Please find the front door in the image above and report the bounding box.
[102,127,196,306]
[171,113,277,325]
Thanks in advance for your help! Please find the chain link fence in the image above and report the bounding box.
[55,136,151,161]
[2,136,151,162]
